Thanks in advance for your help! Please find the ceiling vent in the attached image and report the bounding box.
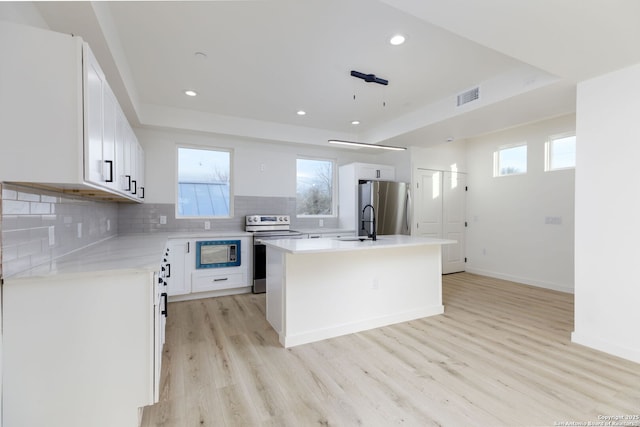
[457,86,480,107]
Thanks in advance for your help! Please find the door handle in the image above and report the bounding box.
[104,160,113,183]
[405,188,412,233]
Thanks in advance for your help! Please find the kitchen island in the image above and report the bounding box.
[263,235,455,347]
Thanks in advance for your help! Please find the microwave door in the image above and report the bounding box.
[200,245,228,265]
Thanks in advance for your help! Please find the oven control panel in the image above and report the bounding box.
[245,215,290,226]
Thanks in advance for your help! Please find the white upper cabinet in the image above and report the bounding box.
[338,162,396,231]
[84,45,107,187]
[355,163,395,181]
[0,21,144,202]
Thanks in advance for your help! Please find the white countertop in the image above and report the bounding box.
[7,231,251,280]
[262,234,456,254]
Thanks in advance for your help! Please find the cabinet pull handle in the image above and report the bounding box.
[187,242,190,253]
[161,292,168,317]
[166,263,171,278]
[213,278,228,282]
[125,175,131,191]
[140,186,145,199]
[132,180,137,194]
[104,160,113,183]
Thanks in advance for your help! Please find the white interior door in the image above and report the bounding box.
[442,171,466,274]
[414,168,467,274]
[414,169,443,238]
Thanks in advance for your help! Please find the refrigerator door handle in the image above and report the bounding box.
[405,188,412,234]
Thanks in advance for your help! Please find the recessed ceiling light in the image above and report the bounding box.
[390,34,406,45]
[184,90,197,97]
[351,120,360,125]
[297,110,306,116]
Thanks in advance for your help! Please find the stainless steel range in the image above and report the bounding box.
[245,215,305,293]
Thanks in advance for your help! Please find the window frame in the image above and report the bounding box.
[295,156,337,218]
[493,143,528,177]
[175,144,234,219]
[545,132,576,172]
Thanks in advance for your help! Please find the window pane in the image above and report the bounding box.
[177,147,231,217]
[549,135,576,170]
[296,158,334,216]
[496,145,527,176]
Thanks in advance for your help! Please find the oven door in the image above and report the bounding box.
[252,233,304,293]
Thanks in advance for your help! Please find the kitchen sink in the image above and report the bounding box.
[336,236,384,242]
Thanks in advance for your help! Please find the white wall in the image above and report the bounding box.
[136,127,386,204]
[572,63,640,364]
[464,114,576,292]
[410,139,468,173]
[0,2,48,28]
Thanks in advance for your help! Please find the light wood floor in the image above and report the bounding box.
[141,273,640,427]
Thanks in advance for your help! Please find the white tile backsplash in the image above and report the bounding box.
[1,183,118,277]
[1,184,340,278]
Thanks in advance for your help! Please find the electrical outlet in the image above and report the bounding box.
[372,278,380,290]
[107,219,111,231]
[545,216,562,225]
[319,219,324,227]
[204,221,211,230]
[77,223,82,238]
[160,215,167,225]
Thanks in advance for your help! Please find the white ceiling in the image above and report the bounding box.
[34,0,640,149]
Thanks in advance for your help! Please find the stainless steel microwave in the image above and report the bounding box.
[195,240,241,269]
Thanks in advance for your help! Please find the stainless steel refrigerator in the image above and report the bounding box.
[358,181,411,237]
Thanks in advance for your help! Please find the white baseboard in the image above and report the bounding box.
[281,305,444,348]
[464,267,574,294]
[571,331,640,364]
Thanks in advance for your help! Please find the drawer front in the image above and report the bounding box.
[192,271,246,292]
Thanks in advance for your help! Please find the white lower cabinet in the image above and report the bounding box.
[192,270,246,292]
[166,236,251,301]
[3,269,164,427]
[165,239,192,296]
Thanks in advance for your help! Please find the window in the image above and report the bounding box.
[494,144,527,176]
[177,147,232,217]
[296,158,335,216]
[546,134,576,171]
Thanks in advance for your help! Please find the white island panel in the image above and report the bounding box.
[266,237,448,347]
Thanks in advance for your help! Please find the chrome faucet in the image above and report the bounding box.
[361,204,377,241]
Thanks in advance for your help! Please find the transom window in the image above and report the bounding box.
[296,158,335,216]
[546,134,576,171]
[177,146,232,217]
[494,144,527,177]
